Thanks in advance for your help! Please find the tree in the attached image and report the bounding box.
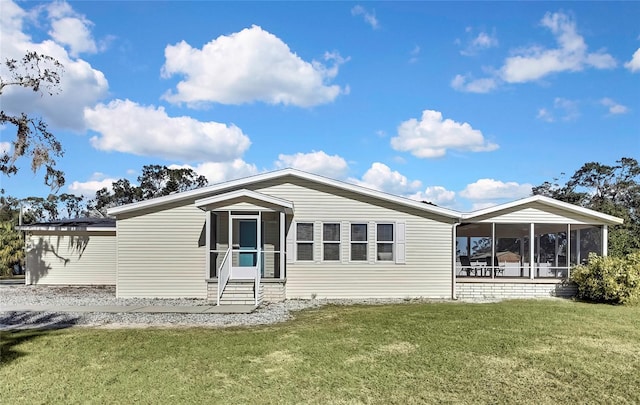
[88,165,209,216]
[0,222,24,277]
[533,157,640,256]
[1,51,65,190]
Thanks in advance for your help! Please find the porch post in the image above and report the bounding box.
[205,211,210,279]
[491,222,496,278]
[529,223,535,279]
[576,229,581,264]
[279,211,285,279]
[602,225,608,257]
[566,224,571,278]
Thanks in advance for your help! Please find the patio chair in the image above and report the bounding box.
[458,256,473,276]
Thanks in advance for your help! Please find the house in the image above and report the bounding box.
[20,169,623,304]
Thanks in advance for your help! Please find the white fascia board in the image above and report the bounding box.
[195,189,294,212]
[107,168,461,219]
[461,195,624,225]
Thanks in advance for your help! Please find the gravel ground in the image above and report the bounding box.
[0,285,423,330]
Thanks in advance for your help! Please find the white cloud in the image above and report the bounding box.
[351,5,379,29]
[0,142,11,154]
[600,98,629,115]
[537,98,580,122]
[452,12,616,93]
[408,186,456,207]
[67,172,116,197]
[471,201,499,211]
[0,0,108,131]
[460,30,498,56]
[274,151,349,179]
[84,99,251,162]
[349,162,422,196]
[460,179,532,200]
[500,12,616,83]
[391,110,499,158]
[536,108,554,122]
[624,48,640,72]
[409,45,420,63]
[169,160,258,184]
[451,74,498,93]
[161,25,347,107]
[45,2,98,57]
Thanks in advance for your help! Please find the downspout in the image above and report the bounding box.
[452,220,460,300]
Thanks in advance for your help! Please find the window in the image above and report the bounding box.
[350,223,368,261]
[296,223,314,261]
[323,223,340,261]
[376,224,394,261]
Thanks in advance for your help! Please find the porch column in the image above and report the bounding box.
[280,211,285,279]
[566,224,571,278]
[576,229,581,264]
[602,225,608,257]
[529,223,535,279]
[205,211,211,279]
[491,222,496,278]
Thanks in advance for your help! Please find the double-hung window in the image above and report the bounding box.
[350,223,368,261]
[322,223,340,261]
[376,223,394,261]
[296,223,314,261]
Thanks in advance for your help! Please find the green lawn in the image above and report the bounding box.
[2,300,640,404]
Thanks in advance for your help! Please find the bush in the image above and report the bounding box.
[571,252,640,305]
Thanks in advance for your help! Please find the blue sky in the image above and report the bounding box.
[1,1,638,211]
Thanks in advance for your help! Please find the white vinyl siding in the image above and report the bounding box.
[252,178,454,299]
[25,231,116,285]
[116,204,207,298]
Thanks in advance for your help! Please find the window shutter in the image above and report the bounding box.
[395,221,406,264]
[341,221,349,264]
[286,221,295,264]
[368,221,375,264]
[314,221,321,263]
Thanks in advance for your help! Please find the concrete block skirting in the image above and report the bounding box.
[261,279,286,302]
[456,280,577,300]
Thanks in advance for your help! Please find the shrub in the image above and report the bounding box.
[571,252,640,305]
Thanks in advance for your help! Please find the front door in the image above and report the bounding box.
[231,217,259,279]
[238,220,257,267]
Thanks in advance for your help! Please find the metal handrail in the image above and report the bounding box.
[255,251,261,306]
[217,247,232,306]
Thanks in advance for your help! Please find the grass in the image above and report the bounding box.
[2,300,640,404]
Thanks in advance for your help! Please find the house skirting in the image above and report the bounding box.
[456,279,577,300]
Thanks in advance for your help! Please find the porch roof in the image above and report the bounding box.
[461,195,623,225]
[194,189,294,214]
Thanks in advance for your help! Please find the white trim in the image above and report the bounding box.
[462,195,623,225]
[295,221,315,262]
[279,211,286,279]
[107,168,459,218]
[374,222,395,263]
[195,188,294,213]
[349,222,369,262]
[321,222,341,262]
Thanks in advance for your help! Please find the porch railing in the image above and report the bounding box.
[217,248,232,306]
[255,252,262,306]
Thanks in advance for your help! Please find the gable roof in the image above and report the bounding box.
[195,189,294,214]
[107,168,460,219]
[461,195,623,225]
